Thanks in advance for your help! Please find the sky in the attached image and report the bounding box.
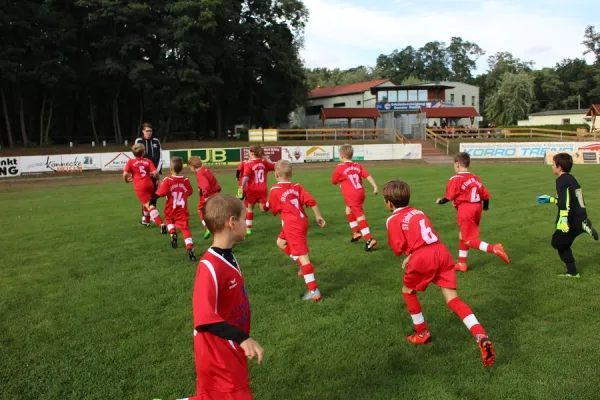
[300,0,597,75]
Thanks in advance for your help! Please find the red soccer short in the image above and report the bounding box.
[194,387,253,400]
[166,216,189,230]
[403,242,456,291]
[456,204,482,241]
[278,222,309,256]
[344,193,366,218]
[245,189,267,206]
[134,185,154,205]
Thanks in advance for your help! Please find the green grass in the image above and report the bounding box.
[2,164,600,400]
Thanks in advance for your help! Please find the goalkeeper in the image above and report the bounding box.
[537,152,598,278]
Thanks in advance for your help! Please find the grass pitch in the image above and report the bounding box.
[1,163,599,400]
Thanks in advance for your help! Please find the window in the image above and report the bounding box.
[379,91,388,102]
[333,102,345,107]
[307,105,323,115]
[472,96,476,106]
[388,90,398,102]
[356,100,361,105]
[461,95,466,105]
[408,90,418,101]
[562,118,571,124]
[418,90,428,101]
[398,90,407,101]
[450,94,455,103]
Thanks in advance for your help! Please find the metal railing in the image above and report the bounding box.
[425,129,450,154]
[275,128,395,141]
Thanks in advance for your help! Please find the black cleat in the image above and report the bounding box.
[350,232,362,242]
[188,249,197,261]
[139,220,150,227]
[160,224,168,234]
[582,219,599,240]
[365,238,377,252]
[171,232,178,248]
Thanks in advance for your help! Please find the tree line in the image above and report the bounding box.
[0,0,308,148]
[306,26,600,126]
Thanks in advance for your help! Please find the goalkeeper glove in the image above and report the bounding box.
[236,187,244,200]
[556,210,569,233]
[536,195,557,204]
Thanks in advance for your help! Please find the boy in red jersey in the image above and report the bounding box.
[332,144,379,251]
[152,157,197,261]
[384,180,496,367]
[122,143,166,233]
[269,160,326,301]
[436,152,509,272]
[191,194,263,399]
[237,145,275,234]
[189,156,222,240]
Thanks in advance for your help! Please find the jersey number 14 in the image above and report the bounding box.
[172,192,186,209]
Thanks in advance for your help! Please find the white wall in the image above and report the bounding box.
[517,114,590,127]
[442,81,480,112]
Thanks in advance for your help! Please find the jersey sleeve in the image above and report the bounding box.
[264,160,275,172]
[386,217,406,256]
[148,161,157,172]
[300,186,317,208]
[331,167,341,184]
[123,159,132,173]
[198,174,210,196]
[193,260,225,329]
[268,188,280,216]
[242,162,252,178]
[444,177,461,200]
[185,178,194,196]
[360,164,370,178]
[155,179,170,198]
[556,180,571,211]
[480,183,490,201]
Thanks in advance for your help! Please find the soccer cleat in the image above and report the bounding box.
[351,232,362,242]
[406,330,432,345]
[139,220,150,227]
[188,249,197,261]
[454,262,468,272]
[365,238,377,252]
[170,232,178,249]
[203,230,211,240]
[477,336,496,367]
[246,228,252,235]
[160,224,168,234]
[302,288,322,301]
[492,243,510,264]
[297,268,303,276]
[582,219,599,240]
[558,272,581,278]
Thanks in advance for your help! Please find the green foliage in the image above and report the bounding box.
[484,72,536,125]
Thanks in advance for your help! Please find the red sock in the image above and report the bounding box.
[469,239,492,253]
[346,213,359,233]
[282,245,301,265]
[402,292,428,334]
[458,240,469,263]
[149,208,163,226]
[447,297,486,339]
[357,218,373,242]
[181,228,194,250]
[300,263,318,291]
[246,211,254,229]
[142,206,150,223]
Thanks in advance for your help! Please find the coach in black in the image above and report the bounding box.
[135,122,163,225]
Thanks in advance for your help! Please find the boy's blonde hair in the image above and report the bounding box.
[132,143,145,157]
[453,152,471,167]
[171,157,184,174]
[275,160,293,180]
[339,144,353,159]
[203,194,245,234]
[382,180,411,208]
[188,156,202,168]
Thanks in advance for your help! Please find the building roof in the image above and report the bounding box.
[586,104,600,116]
[529,109,588,117]
[371,82,455,93]
[321,108,382,119]
[419,107,480,118]
[309,79,392,99]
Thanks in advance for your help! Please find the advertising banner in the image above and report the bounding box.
[364,144,394,160]
[281,146,305,163]
[545,151,600,165]
[333,145,365,161]
[392,144,422,160]
[301,146,334,163]
[170,148,242,166]
[242,147,282,162]
[20,154,102,175]
[0,157,21,178]
[460,142,600,159]
[101,152,132,171]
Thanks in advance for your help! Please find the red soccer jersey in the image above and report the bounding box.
[269,182,317,226]
[242,159,275,193]
[386,207,442,256]
[123,157,156,188]
[155,175,193,219]
[444,171,490,208]
[193,248,251,391]
[331,161,370,199]
[196,167,221,198]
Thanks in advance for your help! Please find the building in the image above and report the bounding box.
[517,109,591,127]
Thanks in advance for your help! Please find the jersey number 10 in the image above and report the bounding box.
[255,169,265,183]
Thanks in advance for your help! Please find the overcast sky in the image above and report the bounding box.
[300,0,596,75]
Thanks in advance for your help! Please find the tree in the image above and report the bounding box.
[484,72,535,125]
[418,41,450,81]
[583,25,600,63]
[375,46,424,84]
[447,37,485,81]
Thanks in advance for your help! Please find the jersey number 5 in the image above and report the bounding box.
[419,219,438,244]
[290,198,305,218]
[172,192,185,209]
[139,166,147,177]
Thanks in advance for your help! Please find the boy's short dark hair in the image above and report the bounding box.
[203,194,245,234]
[383,180,411,208]
[249,145,264,158]
[553,153,573,173]
[171,156,183,174]
[453,152,471,167]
